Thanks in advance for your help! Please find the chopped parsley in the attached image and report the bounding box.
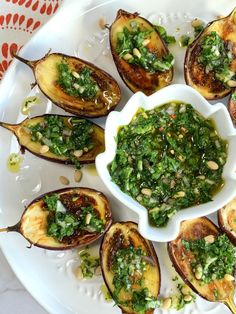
[109,102,227,227]
[79,249,100,278]
[57,61,100,100]
[116,23,174,73]
[44,193,104,242]
[179,35,192,47]
[182,234,236,284]
[29,115,94,169]
[198,31,235,84]
[154,25,176,45]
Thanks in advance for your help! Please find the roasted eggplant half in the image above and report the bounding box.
[13,52,121,117]
[168,217,236,313]
[100,221,160,314]
[0,114,104,166]
[218,197,236,245]
[0,187,112,250]
[185,8,236,99]
[228,89,236,123]
[110,10,174,95]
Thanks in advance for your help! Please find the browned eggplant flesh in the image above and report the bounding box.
[110,9,174,95]
[14,52,121,117]
[185,7,236,99]
[228,89,236,122]
[0,114,104,167]
[218,197,236,245]
[1,187,112,250]
[100,221,160,314]
[168,217,236,311]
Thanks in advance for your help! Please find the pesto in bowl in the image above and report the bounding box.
[109,102,227,227]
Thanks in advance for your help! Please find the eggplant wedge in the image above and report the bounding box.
[110,10,174,95]
[218,197,236,245]
[184,8,236,99]
[228,89,236,123]
[100,221,160,314]
[168,217,236,313]
[0,187,112,250]
[13,52,121,117]
[0,114,104,166]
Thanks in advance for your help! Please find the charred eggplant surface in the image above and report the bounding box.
[168,217,236,312]
[185,8,236,99]
[1,188,112,250]
[218,197,236,245]
[14,52,121,117]
[110,9,174,95]
[0,114,104,168]
[100,222,160,314]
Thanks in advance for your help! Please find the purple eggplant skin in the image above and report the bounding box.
[0,114,105,165]
[5,187,112,250]
[109,9,174,95]
[13,52,121,118]
[100,221,160,314]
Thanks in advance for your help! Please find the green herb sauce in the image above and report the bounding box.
[198,31,235,84]
[116,23,174,73]
[57,61,100,100]
[154,25,176,45]
[111,246,158,313]
[44,193,104,242]
[79,248,100,278]
[28,115,94,169]
[109,102,227,227]
[182,234,236,284]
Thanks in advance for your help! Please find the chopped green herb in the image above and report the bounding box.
[179,35,192,47]
[29,115,94,169]
[79,249,100,278]
[193,25,204,37]
[154,25,176,45]
[198,31,235,84]
[182,234,236,285]
[44,193,104,242]
[116,24,174,73]
[57,61,100,100]
[109,102,227,227]
[231,92,236,102]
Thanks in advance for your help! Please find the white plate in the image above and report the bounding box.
[0,0,235,313]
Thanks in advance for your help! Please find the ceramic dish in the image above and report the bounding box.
[0,0,236,313]
[96,84,236,242]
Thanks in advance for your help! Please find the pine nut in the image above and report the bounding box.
[224,274,235,281]
[84,147,89,152]
[59,176,70,186]
[74,169,82,183]
[181,285,191,295]
[40,145,49,154]
[142,38,150,46]
[227,80,236,87]
[195,266,203,280]
[141,188,152,197]
[170,149,175,154]
[86,213,92,225]
[124,53,133,61]
[183,295,192,302]
[174,191,185,198]
[207,161,219,170]
[75,266,83,279]
[73,150,83,158]
[133,48,141,58]
[191,18,203,28]
[73,83,80,90]
[162,298,172,309]
[72,71,80,79]
[204,235,215,244]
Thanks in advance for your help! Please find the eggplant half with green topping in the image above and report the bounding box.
[168,217,236,313]
[218,197,236,245]
[100,222,160,314]
[228,89,236,123]
[0,187,112,250]
[14,52,121,117]
[0,114,104,167]
[110,10,174,95]
[184,8,236,99]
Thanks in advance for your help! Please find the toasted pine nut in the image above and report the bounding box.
[73,83,80,90]
[183,295,192,302]
[86,213,92,225]
[227,80,236,87]
[204,235,215,244]
[142,38,150,46]
[72,71,80,79]
[141,188,152,197]
[207,161,219,170]
[224,274,235,281]
[191,18,203,28]
[59,176,70,186]
[174,191,185,198]
[195,266,203,280]
[40,145,49,154]
[73,150,83,158]
[75,266,83,279]
[162,298,172,309]
[74,169,82,183]
[124,53,133,61]
[181,285,191,295]
[133,48,141,58]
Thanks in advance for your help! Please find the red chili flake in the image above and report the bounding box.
[170,114,176,119]
[159,126,164,132]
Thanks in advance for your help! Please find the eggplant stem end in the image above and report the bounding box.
[224,296,236,314]
[0,227,8,233]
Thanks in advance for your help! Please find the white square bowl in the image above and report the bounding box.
[96,84,236,242]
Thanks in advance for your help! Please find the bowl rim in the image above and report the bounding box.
[96,84,236,242]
